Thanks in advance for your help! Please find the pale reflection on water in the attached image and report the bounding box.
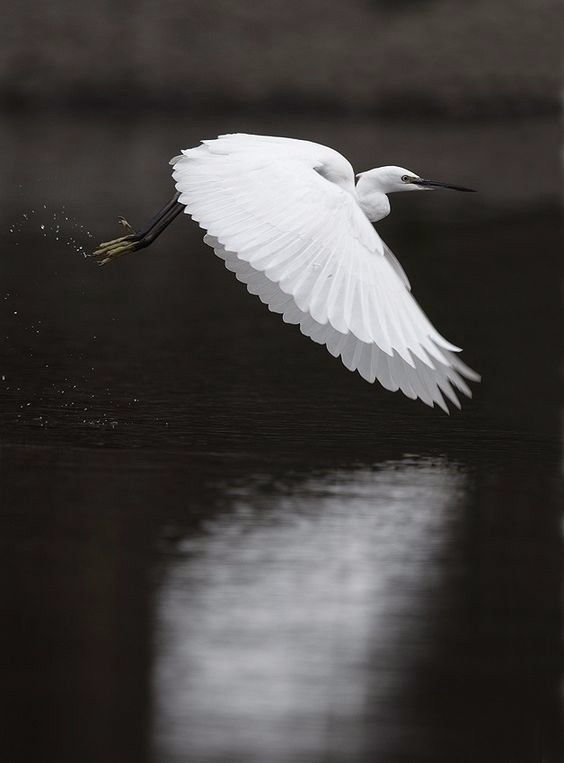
[154,458,465,761]
[1,113,561,762]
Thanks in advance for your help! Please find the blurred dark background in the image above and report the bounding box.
[0,2,562,762]
[1,0,561,116]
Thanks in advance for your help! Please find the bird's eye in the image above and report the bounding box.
[401,175,411,183]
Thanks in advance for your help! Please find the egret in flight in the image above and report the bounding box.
[93,134,479,412]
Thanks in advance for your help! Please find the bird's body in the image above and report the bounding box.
[94,133,479,412]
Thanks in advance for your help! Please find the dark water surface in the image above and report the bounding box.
[1,115,562,762]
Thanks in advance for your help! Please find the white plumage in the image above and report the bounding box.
[170,133,479,412]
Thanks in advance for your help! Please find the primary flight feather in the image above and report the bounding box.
[93,133,480,412]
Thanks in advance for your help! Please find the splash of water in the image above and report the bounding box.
[7,204,95,256]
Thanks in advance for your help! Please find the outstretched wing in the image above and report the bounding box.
[172,134,479,411]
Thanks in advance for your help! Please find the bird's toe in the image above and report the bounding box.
[91,234,141,264]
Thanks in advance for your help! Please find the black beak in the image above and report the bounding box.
[413,178,476,192]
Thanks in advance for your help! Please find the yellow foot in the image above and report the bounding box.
[91,234,142,266]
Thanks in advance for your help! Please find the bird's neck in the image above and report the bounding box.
[357,190,391,222]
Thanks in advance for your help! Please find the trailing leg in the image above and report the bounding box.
[92,192,185,265]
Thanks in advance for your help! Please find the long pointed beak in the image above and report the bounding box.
[413,178,476,192]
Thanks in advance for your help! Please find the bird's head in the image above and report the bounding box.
[356,166,475,194]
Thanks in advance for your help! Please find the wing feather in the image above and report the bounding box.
[173,136,479,410]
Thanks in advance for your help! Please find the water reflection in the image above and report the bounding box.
[0,112,561,762]
[154,457,466,761]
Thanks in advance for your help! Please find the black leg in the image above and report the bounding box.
[135,192,182,240]
[92,192,185,265]
[138,197,185,246]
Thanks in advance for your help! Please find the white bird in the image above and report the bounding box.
[93,133,480,412]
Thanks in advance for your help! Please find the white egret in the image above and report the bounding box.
[93,133,479,412]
